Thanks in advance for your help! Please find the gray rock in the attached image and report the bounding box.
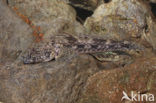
[44,18,86,39]
[7,0,76,35]
[85,0,147,38]
[84,0,156,49]
[0,0,33,63]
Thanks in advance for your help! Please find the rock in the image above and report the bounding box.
[0,0,156,103]
[0,0,33,63]
[68,0,114,11]
[68,0,103,11]
[0,55,100,103]
[78,57,156,103]
[7,0,76,35]
[44,18,86,39]
[84,0,156,49]
[142,14,156,50]
[84,0,148,38]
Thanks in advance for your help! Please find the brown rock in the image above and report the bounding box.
[0,55,100,103]
[0,0,156,103]
[78,57,156,103]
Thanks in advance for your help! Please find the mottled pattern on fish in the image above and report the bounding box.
[22,33,143,64]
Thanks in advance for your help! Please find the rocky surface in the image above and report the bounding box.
[78,57,156,103]
[7,0,77,36]
[0,0,156,103]
[0,55,101,103]
[68,0,103,11]
[0,0,33,64]
[84,0,156,49]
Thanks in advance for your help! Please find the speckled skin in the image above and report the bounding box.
[22,33,143,64]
